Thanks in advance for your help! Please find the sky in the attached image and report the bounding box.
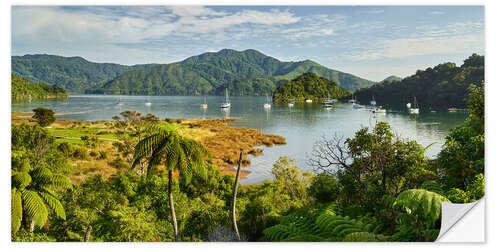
[11,5,484,81]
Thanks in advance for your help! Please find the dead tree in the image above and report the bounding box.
[231,151,243,241]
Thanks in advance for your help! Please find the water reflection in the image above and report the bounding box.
[12,95,467,184]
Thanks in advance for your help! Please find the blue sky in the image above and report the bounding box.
[11,5,484,81]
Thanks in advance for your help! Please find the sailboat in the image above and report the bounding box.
[264,94,271,109]
[145,97,151,106]
[220,88,231,108]
[348,93,356,103]
[116,97,124,105]
[370,95,377,106]
[201,96,208,109]
[352,96,362,109]
[408,96,419,114]
[28,94,32,103]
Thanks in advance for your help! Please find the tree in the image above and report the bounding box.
[438,83,484,190]
[11,124,70,236]
[132,125,209,241]
[231,151,243,241]
[32,108,55,127]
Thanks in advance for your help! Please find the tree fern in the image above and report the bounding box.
[21,189,48,228]
[392,189,450,222]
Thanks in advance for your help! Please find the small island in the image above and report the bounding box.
[272,72,351,103]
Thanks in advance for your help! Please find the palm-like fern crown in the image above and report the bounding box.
[132,124,209,184]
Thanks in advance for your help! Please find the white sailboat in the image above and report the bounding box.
[370,95,377,106]
[28,94,32,103]
[305,99,313,103]
[201,96,208,109]
[408,96,419,114]
[372,106,387,114]
[145,97,151,106]
[220,88,231,108]
[264,94,271,109]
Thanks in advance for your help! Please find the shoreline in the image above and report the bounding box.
[11,112,286,182]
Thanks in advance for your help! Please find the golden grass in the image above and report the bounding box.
[12,112,287,182]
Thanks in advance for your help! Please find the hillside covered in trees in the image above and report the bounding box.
[80,49,375,95]
[11,74,68,101]
[353,54,484,110]
[12,54,158,93]
[272,72,351,103]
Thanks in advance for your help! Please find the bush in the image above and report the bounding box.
[89,151,98,157]
[97,150,108,160]
[308,173,341,202]
[109,157,129,169]
[72,147,88,160]
[32,107,55,127]
[57,142,72,156]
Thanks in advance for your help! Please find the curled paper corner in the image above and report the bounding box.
[436,198,485,242]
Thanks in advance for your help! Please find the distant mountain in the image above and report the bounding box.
[273,72,351,103]
[11,74,68,101]
[12,54,158,93]
[354,54,484,110]
[380,75,402,83]
[87,49,377,95]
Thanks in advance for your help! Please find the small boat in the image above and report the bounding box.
[145,98,151,106]
[370,95,377,106]
[290,99,296,103]
[322,93,333,106]
[288,99,294,107]
[305,99,313,103]
[448,108,458,113]
[331,98,338,103]
[264,94,271,109]
[408,96,419,114]
[201,96,208,109]
[348,94,356,103]
[220,88,231,109]
[116,97,124,105]
[372,106,387,113]
[28,94,32,103]
[353,103,362,109]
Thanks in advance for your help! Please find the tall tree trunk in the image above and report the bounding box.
[231,151,243,241]
[84,225,92,242]
[168,170,179,241]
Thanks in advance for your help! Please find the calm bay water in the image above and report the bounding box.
[12,95,467,184]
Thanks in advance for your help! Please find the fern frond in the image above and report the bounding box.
[343,232,388,242]
[39,191,66,220]
[12,172,32,189]
[21,189,48,228]
[393,189,450,222]
[11,188,23,234]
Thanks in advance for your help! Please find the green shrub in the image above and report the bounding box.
[57,142,72,156]
[72,147,88,160]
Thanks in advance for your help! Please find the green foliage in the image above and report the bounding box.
[354,54,484,109]
[445,174,484,203]
[11,124,71,236]
[11,74,68,101]
[12,54,157,93]
[438,83,484,190]
[272,72,351,102]
[32,107,56,127]
[308,173,341,202]
[392,189,450,223]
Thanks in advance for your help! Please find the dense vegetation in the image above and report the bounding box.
[353,54,484,110]
[11,74,68,101]
[12,54,157,93]
[83,49,375,95]
[380,75,402,83]
[11,82,484,242]
[272,72,351,102]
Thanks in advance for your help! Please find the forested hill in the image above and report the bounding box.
[272,72,351,103]
[12,54,158,93]
[380,75,402,83]
[11,74,68,101]
[353,54,484,110]
[85,49,377,95]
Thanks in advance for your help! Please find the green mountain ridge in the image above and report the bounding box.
[86,49,376,96]
[12,54,158,93]
[380,75,402,83]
